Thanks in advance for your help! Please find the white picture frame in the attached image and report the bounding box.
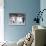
[9,13,25,25]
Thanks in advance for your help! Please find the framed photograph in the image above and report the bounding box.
[9,13,25,25]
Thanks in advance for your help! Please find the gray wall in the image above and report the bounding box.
[40,0,46,27]
[4,0,40,42]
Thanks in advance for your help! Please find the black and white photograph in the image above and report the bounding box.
[9,13,25,25]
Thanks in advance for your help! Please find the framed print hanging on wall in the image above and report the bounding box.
[9,13,25,25]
